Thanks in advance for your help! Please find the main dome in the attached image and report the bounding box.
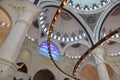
[67,0,110,11]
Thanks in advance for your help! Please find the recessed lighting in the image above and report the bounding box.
[78,56,81,58]
[46,31,49,34]
[39,16,44,21]
[50,33,53,37]
[31,38,35,41]
[115,34,119,38]
[72,5,75,8]
[98,4,102,8]
[70,37,74,41]
[40,21,44,25]
[75,36,78,41]
[94,6,97,10]
[62,37,65,42]
[76,7,80,10]
[79,35,82,39]
[58,36,61,41]
[85,8,88,11]
[66,38,69,42]
[1,22,6,26]
[41,24,45,28]
[111,35,115,38]
[102,2,106,5]
[118,52,120,55]
[69,3,72,6]
[28,36,31,39]
[43,28,47,32]
[103,33,106,37]
[82,33,86,37]
[53,35,57,39]
[89,7,93,10]
[40,12,44,16]
[75,56,78,59]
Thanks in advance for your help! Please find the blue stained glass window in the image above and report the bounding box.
[39,41,60,61]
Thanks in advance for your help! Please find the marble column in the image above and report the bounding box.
[0,3,40,80]
[94,47,110,80]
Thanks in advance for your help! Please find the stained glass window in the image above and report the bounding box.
[39,41,60,61]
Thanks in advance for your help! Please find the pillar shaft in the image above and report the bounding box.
[0,12,31,62]
[94,47,110,80]
[0,2,40,79]
[0,11,32,80]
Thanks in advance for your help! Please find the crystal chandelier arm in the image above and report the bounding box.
[47,0,80,80]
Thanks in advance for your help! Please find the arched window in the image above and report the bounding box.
[39,41,60,61]
[17,62,28,74]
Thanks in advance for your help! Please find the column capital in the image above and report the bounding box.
[0,58,18,71]
[16,11,32,25]
[94,47,105,55]
[93,47,106,65]
[21,2,40,25]
[24,2,40,14]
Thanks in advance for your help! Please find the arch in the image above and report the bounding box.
[0,1,17,27]
[63,39,91,54]
[33,69,56,80]
[64,42,89,59]
[80,64,99,80]
[39,37,63,55]
[39,41,61,61]
[95,0,120,42]
[78,56,97,73]
[106,64,120,80]
[94,2,120,56]
[38,0,94,45]
[17,62,28,74]
[0,6,12,24]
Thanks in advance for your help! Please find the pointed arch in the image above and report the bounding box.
[39,41,61,61]
[33,69,56,80]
